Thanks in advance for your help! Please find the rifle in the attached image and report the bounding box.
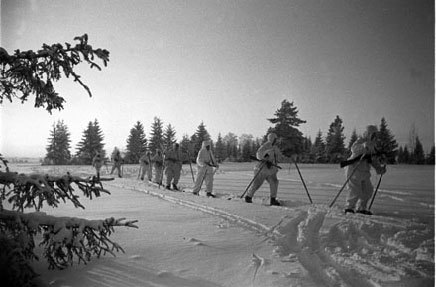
[249,155,282,169]
[340,154,371,168]
[339,150,386,168]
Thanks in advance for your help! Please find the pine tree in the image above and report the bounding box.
[92,119,106,157]
[397,146,404,163]
[412,136,425,164]
[267,99,306,156]
[348,129,359,150]
[180,134,194,163]
[377,117,398,164]
[44,120,72,165]
[403,145,411,164]
[325,115,346,163]
[426,145,435,165]
[180,134,195,163]
[191,121,211,155]
[125,121,147,164]
[311,130,327,163]
[214,133,227,162]
[148,117,164,153]
[163,124,177,150]
[252,137,262,156]
[301,136,312,162]
[223,132,238,161]
[75,119,106,164]
[239,134,254,162]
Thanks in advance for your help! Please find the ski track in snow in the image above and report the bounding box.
[106,178,434,287]
[83,257,222,287]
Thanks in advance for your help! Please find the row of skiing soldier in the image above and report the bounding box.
[92,125,386,215]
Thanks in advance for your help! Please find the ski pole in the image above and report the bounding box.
[292,160,312,204]
[329,153,366,208]
[368,171,384,210]
[185,149,195,183]
[137,165,142,179]
[240,162,265,198]
[159,146,166,188]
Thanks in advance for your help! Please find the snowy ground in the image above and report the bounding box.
[12,162,434,286]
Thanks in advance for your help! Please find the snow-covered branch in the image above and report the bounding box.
[0,34,110,113]
[0,171,114,211]
[0,209,138,269]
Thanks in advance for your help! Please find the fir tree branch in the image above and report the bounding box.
[0,210,138,269]
[0,171,114,211]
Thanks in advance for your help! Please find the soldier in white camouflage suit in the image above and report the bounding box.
[245,133,293,206]
[138,151,152,181]
[110,147,123,178]
[192,140,218,197]
[164,143,183,190]
[152,149,164,185]
[344,125,386,215]
[92,151,103,180]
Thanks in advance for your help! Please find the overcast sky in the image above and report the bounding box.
[1,0,434,157]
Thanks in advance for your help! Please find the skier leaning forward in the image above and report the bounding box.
[344,125,386,215]
[192,140,219,197]
[245,132,293,206]
[164,143,183,191]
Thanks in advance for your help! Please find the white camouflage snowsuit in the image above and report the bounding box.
[164,143,183,189]
[139,152,152,181]
[92,152,103,179]
[246,133,290,199]
[152,150,164,184]
[192,140,218,195]
[110,148,123,177]
[345,127,386,212]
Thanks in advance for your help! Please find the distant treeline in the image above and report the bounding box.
[43,100,435,166]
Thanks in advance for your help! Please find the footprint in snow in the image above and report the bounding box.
[185,237,207,246]
[251,253,270,282]
[187,237,200,242]
[157,271,172,277]
[281,253,298,262]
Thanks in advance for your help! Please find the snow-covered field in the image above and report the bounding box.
[12,162,433,286]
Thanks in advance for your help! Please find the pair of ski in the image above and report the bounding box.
[147,180,180,191]
[180,185,217,198]
[147,180,217,198]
